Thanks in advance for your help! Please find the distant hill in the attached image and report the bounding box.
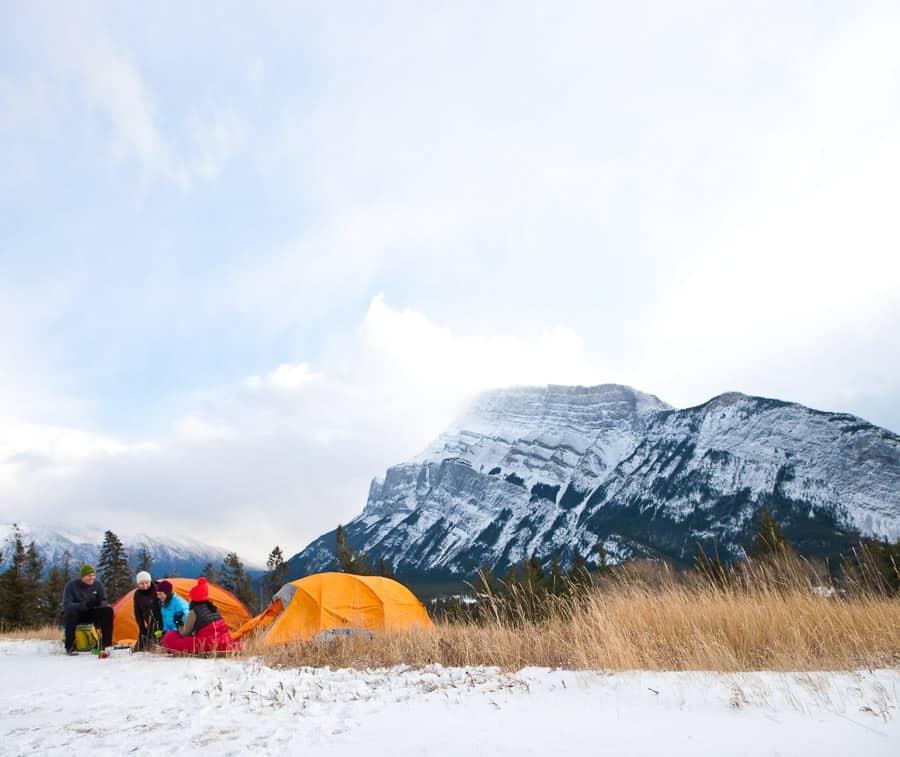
[285,384,900,581]
[0,523,263,579]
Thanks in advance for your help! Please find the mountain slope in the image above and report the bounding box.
[286,384,900,580]
[0,523,256,578]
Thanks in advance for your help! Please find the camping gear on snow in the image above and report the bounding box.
[233,572,432,646]
[111,577,251,645]
[73,623,100,652]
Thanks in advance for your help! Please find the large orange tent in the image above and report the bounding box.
[112,577,251,644]
[234,572,432,646]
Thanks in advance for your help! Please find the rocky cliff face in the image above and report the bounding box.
[286,385,900,580]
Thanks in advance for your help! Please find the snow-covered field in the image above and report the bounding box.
[1,640,897,756]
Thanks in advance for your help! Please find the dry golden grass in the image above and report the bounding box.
[253,560,900,673]
[0,624,61,641]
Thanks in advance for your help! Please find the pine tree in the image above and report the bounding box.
[596,540,613,576]
[334,525,373,574]
[521,554,545,594]
[475,564,497,597]
[751,506,791,558]
[23,542,45,622]
[568,549,591,594]
[98,530,132,602]
[264,546,289,602]
[378,558,396,580]
[135,544,154,573]
[548,552,564,595]
[40,550,73,625]
[219,552,254,610]
[695,545,729,588]
[201,562,218,583]
[0,526,29,627]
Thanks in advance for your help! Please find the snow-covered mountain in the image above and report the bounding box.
[0,523,253,577]
[286,384,900,580]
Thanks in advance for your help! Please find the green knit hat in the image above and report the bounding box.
[79,564,97,578]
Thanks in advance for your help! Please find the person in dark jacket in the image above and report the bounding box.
[161,577,240,654]
[62,564,113,655]
[132,571,162,651]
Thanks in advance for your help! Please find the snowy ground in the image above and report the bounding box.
[1,640,897,756]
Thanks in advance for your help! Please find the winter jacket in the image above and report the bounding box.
[160,593,190,632]
[163,599,239,654]
[62,577,109,614]
[133,584,162,639]
[179,600,223,636]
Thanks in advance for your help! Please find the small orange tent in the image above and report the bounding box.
[112,577,251,644]
[234,572,432,646]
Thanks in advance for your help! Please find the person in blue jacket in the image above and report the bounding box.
[155,580,190,633]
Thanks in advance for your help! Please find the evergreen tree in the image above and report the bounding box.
[751,506,791,558]
[596,540,613,576]
[695,545,729,588]
[23,542,45,622]
[548,552,564,595]
[264,546,289,602]
[0,526,29,627]
[521,554,545,595]
[98,530,132,602]
[844,537,900,595]
[378,558,396,580]
[501,562,518,594]
[334,525,373,574]
[201,562,218,583]
[40,550,73,625]
[568,549,591,594]
[135,544,154,573]
[219,552,254,610]
[474,564,497,597]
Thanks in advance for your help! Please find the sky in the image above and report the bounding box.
[1,1,898,564]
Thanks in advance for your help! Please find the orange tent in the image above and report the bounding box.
[112,577,251,644]
[234,572,432,646]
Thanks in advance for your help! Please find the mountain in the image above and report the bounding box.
[286,384,900,581]
[0,523,260,578]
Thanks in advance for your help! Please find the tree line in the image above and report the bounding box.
[0,526,287,629]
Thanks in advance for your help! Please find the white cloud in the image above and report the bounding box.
[174,417,239,444]
[0,299,601,561]
[634,7,900,415]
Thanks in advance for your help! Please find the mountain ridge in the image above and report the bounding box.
[285,384,900,581]
[0,522,264,577]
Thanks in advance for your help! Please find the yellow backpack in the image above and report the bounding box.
[74,623,100,652]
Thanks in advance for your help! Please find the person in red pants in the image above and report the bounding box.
[161,577,241,654]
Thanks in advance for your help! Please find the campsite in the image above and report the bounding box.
[3,2,900,755]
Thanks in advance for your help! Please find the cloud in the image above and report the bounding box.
[633,7,900,420]
[0,299,600,561]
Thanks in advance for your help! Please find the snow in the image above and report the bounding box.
[1,640,898,756]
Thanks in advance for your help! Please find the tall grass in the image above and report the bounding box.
[0,624,60,641]
[258,557,900,672]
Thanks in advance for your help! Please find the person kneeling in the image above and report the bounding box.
[161,577,240,654]
[62,564,113,655]
[156,580,190,634]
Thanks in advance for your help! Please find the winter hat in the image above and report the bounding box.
[135,571,152,584]
[79,564,96,578]
[156,580,173,595]
[189,577,209,602]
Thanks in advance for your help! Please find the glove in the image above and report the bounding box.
[154,630,163,639]
[173,611,184,628]
[87,595,101,609]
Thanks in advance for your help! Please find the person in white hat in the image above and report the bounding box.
[133,570,162,651]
